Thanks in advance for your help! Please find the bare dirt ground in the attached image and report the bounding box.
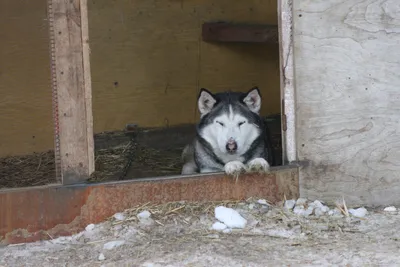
[1,198,400,267]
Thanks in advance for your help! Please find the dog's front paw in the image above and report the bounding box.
[247,158,270,173]
[224,161,246,179]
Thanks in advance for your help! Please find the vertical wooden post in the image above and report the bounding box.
[49,0,94,184]
[278,0,297,164]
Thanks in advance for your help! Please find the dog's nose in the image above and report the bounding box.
[226,138,238,153]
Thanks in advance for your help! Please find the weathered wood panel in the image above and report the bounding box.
[50,0,95,183]
[294,0,400,205]
[88,0,280,132]
[0,0,53,156]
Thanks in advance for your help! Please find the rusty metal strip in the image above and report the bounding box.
[0,166,298,244]
[202,22,279,43]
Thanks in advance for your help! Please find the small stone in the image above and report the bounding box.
[259,205,269,214]
[296,198,308,206]
[328,208,342,217]
[284,199,296,210]
[293,205,305,215]
[311,200,324,208]
[103,240,125,250]
[257,199,269,205]
[384,206,397,212]
[137,210,151,219]
[248,203,255,210]
[212,222,227,231]
[349,207,368,218]
[215,206,247,229]
[223,228,232,234]
[304,205,314,216]
[113,213,125,221]
[85,224,95,232]
[314,205,330,217]
[98,253,106,261]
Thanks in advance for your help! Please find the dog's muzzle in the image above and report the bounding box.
[226,138,238,154]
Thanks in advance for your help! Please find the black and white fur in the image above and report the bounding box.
[181,87,271,177]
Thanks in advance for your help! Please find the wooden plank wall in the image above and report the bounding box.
[293,0,400,206]
[0,0,53,156]
[89,0,280,132]
[0,0,280,157]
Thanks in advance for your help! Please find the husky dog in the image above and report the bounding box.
[181,87,272,178]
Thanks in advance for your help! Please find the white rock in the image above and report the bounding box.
[328,208,342,216]
[304,205,315,216]
[315,205,330,217]
[103,240,125,250]
[384,206,397,212]
[113,213,125,221]
[311,200,324,208]
[296,198,308,206]
[293,204,314,216]
[223,228,232,234]
[85,224,95,232]
[215,206,247,229]
[284,199,296,210]
[137,210,151,220]
[248,203,255,210]
[98,253,106,261]
[293,205,305,215]
[212,222,227,231]
[349,207,368,218]
[257,199,269,205]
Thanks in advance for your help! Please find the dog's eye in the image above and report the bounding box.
[238,121,246,127]
[216,121,224,126]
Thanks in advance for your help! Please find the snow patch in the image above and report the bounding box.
[284,199,296,210]
[349,207,368,218]
[215,206,247,229]
[103,240,125,250]
[137,210,151,219]
[212,222,227,231]
[85,224,95,232]
[98,253,106,261]
[384,206,397,212]
[113,213,125,221]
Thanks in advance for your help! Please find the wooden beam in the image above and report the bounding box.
[278,0,296,164]
[202,22,278,43]
[49,0,94,184]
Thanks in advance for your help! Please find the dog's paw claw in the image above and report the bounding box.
[247,158,270,173]
[224,161,246,179]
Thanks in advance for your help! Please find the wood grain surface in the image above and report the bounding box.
[294,0,400,206]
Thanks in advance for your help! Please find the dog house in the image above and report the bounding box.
[1,0,399,244]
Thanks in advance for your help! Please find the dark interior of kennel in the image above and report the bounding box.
[0,0,282,189]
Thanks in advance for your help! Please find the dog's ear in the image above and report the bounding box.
[198,88,217,116]
[243,87,262,114]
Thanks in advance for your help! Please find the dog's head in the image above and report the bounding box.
[196,87,264,156]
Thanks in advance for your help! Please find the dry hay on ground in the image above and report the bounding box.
[0,150,56,189]
[2,198,400,266]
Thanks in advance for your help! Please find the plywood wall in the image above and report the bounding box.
[0,0,280,157]
[88,0,280,132]
[294,0,400,206]
[0,0,54,157]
